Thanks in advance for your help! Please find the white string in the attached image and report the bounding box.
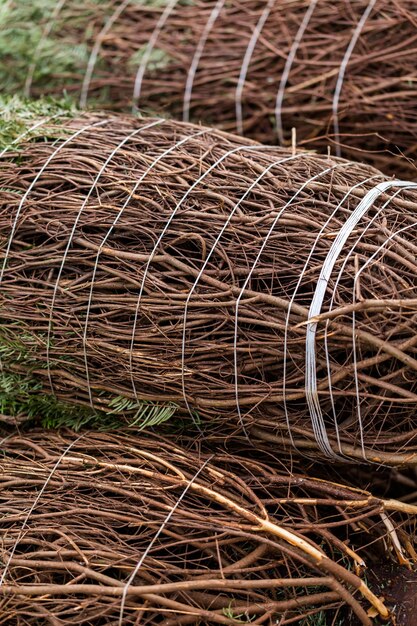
[82,124,208,407]
[235,0,274,136]
[24,0,67,97]
[128,142,279,412]
[118,455,213,626]
[283,172,379,460]
[275,0,318,145]
[322,180,401,457]
[132,0,179,111]
[182,0,225,123]
[305,179,415,458]
[46,119,161,400]
[332,0,377,157]
[0,434,84,587]
[233,160,350,447]
[319,174,381,459]
[80,0,131,107]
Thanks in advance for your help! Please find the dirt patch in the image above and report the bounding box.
[349,562,417,626]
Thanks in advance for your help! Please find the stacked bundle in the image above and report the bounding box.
[1,430,415,625]
[2,0,417,175]
[1,112,417,465]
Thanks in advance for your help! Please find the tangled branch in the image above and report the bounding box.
[1,429,416,624]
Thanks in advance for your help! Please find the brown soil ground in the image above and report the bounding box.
[347,562,417,626]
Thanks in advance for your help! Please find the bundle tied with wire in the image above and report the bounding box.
[2,111,417,465]
[2,429,417,625]
[2,0,417,176]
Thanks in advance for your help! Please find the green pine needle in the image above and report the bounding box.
[0,95,78,151]
[0,326,178,432]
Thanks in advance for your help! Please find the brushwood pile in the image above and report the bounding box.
[0,2,417,625]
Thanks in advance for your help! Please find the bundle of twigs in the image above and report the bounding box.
[1,428,417,625]
[3,0,417,176]
[2,112,417,465]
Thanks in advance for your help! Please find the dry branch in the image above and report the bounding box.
[1,429,416,624]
